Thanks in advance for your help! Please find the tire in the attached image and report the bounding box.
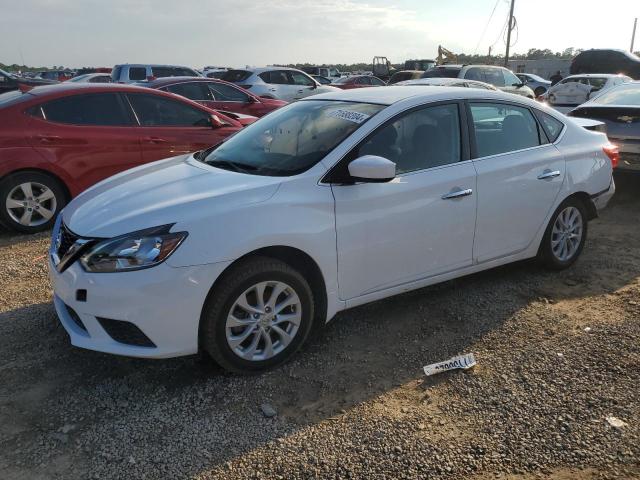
[0,171,67,234]
[538,197,588,270]
[200,256,315,373]
[534,86,546,97]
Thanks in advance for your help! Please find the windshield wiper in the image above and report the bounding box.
[206,159,257,173]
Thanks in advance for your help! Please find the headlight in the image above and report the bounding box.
[80,225,187,273]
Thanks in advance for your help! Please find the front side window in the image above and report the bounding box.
[38,93,131,126]
[289,71,314,86]
[165,82,212,101]
[470,103,541,157]
[127,93,211,127]
[201,101,384,176]
[128,67,147,81]
[354,103,461,174]
[483,68,506,87]
[208,82,249,102]
[503,70,521,86]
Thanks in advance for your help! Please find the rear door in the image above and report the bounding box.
[331,102,477,299]
[125,92,238,162]
[261,71,296,101]
[28,92,141,193]
[205,82,260,115]
[469,101,564,263]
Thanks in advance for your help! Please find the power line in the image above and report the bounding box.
[474,0,501,55]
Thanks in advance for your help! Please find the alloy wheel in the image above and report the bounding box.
[551,206,583,262]
[5,182,57,227]
[225,281,302,362]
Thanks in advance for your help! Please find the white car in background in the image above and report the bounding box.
[393,77,498,90]
[543,74,631,113]
[221,67,341,101]
[49,87,616,372]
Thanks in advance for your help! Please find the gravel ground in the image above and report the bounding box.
[0,173,639,480]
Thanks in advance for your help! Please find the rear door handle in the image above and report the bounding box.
[442,188,473,200]
[537,169,561,180]
[142,136,169,144]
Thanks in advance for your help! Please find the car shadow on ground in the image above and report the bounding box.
[0,172,638,478]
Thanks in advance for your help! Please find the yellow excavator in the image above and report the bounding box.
[436,45,458,65]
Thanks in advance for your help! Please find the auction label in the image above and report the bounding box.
[328,109,370,124]
[423,353,476,377]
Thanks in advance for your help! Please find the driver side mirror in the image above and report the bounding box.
[348,155,396,183]
[210,114,226,128]
[513,82,525,88]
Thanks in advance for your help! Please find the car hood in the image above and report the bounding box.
[63,154,282,238]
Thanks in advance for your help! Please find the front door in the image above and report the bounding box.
[469,102,565,263]
[288,71,318,100]
[331,103,477,300]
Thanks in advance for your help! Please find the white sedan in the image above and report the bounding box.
[542,74,631,113]
[48,87,616,372]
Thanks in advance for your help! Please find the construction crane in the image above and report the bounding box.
[436,45,458,65]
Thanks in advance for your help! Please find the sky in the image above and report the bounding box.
[1,0,638,69]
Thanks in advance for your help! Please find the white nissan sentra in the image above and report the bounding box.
[48,87,616,372]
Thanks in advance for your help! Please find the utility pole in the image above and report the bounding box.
[504,0,516,66]
[631,18,638,53]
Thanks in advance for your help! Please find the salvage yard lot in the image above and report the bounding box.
[0,174,638,479]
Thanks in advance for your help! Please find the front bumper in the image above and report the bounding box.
[48,258,231,359]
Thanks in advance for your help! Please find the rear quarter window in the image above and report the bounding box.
[534,110,564,142]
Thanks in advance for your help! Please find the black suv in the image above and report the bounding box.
[570,49,640,79]
[0,69,57,94]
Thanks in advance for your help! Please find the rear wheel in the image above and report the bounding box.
[538,197,587,270]
[534,86,546,97]
[0,172,66,234]
[200,257,315,373]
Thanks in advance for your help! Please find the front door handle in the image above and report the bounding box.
[36,134,62,144]
[442,188,473,200]
[142,136,169,144]
[537,169,561,180]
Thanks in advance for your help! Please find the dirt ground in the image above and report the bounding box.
[0,173,638,479]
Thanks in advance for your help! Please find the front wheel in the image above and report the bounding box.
[0,172,67,234]
[538,198,588,270]
[200,257,315,373]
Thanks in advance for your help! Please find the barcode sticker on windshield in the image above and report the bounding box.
[328,109,370,124]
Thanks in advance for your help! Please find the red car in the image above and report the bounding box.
[0,83,252,233]
[333,75,386,89]
[141,77,287,117]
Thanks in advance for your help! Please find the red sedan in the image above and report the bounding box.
[333,75,386,89]
[141,77,288,117]
[0,83,251,233]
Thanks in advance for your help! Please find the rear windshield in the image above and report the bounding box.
[421,67,461,78]
[592,85,640,105]
[221,70,252,83]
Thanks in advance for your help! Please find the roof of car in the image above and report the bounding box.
[242,66,306,73]
[395,78,497,89]
[16,83,183,98]
[113,63,197,69]
[140,76,224,87]
[564,73,625,78]
[305,85,522,105]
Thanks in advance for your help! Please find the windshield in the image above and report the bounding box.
[201,100,384,176]
[592,84,640,105]
[421,67,461,78]
[0,68,16,79]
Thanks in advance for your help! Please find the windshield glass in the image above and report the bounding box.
[592,84,640,105]
[0,68,16,79]
[421,67,461,78]
[201,100,384,176]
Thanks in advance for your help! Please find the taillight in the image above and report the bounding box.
[603,144,619,169]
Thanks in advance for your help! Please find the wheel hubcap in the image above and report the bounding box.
[225,281,302,362]
[6,182,57,227]
[551,206,583,262]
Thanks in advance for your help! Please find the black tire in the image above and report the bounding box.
[200,256,315,373]
[538,197,588,270]
[0,171,67,234]
[534,86,546,97]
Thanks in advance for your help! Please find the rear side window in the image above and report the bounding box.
[165,82,212,101]
[129,67,147,81]
[470,103,541,157]
[221,70,252,83]
[38,93,131,126]
[534,110,564,142]
[153,67,197,78]
[127,93,211,127]
[208,82,249,102]
[421,67,461,78]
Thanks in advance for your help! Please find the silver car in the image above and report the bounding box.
[516,73,552,97]
[221,67,340,102]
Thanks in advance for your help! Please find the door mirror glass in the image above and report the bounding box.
[348,155,396,182]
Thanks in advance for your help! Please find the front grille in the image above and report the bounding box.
[65,303,88,333]
[97,318,156,348]
[57,223,80,259]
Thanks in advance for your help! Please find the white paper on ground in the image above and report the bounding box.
[423,353,476,377]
